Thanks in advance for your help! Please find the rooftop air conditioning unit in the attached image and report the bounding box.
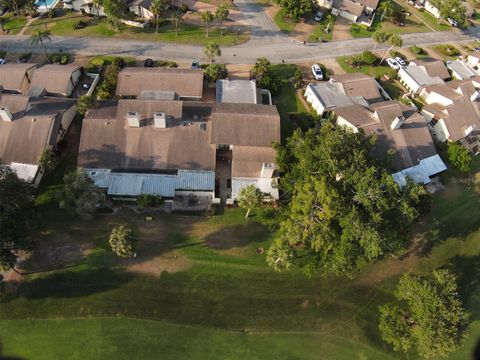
[0,106,13,122]
[127,111,140,127]
[154,112,166,128]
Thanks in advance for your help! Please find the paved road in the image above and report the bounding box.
[1,28,479,64]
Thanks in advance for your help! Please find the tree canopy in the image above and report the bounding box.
[447,142,472,173]
[273,0,315,20]
[56,170,105,220]
[101,0,126,29]
[379,270,468,358]
[238,184,263,219]
[430,0,466,26]
[0,165,34,271]
[251,57,281,95]
[109,224,136,258]
[268,124,429,275]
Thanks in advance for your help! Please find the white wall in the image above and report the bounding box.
[425,1,441,18]
[423,91,454,106]
[336,116,359,133]
[305,85,326,115]
[58,104,77,141]
[398,68,420,94]
[433,119,450,142]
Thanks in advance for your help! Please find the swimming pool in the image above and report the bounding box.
[35,0,60,12]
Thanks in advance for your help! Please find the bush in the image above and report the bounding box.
[447,142,472,172]
[77,95,93,115]
[410,45,425,55]
[60,55,69,64]
[137,194,164,208]
[204,63,226,81]
[108,224,136,258]
[357,50,377,65]
[180,4,189,12]
[74,20,87,29]
[90,58,105,67]
[157,60,178,67]
[51,55,60,64]
[96,64,120,99]
[112,56,126,68]
[17,53,32,63]
[47,9,56,18]
[437,45,460,57]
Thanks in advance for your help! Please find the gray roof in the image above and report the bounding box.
[29,64,82,95]
[307,82,369,110]
[0,63,37,92]
[330,73,383,103]
[402,65,444,87]
[446,60,477,80]
[216,79,260,104]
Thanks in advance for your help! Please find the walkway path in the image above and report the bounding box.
[0,27,479,64]
[17,17,36,36]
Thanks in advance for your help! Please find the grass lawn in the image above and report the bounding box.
[273,9,297,33]
[433,44,462,60]
[270,64,308,140]
[415,9,450,31]
[25,13,249,46]
[308,15,335,42]
[1,12,27,35]
[337,55,393,79]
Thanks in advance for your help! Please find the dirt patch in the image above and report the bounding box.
[291,19,317,41]
[125,250,191,276]
[332,17,353,41]
[226,64,252,79]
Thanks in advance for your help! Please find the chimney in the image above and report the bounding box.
[260,162,275,178]
[127,111,140,127]
[0,106,13,122]
[153,112,166,128]
[390,115,405,130]
[471,91,480,102]
[465,124,476,137]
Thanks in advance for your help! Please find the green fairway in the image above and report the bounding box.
[0,148,479,360]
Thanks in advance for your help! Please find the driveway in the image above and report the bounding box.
[233,0,284,39]
[332,17,353,41]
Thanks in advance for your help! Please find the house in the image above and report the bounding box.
[116,68,204,100]
[78,100,280,208]
[421,80,480,154]
[0,93,77,184]
[29,64,83,97]
[398,58,450,94]
[421,0,474,19]
[216,79,272,105]
[334,100,447,186]
[446,59,480,80]
[0,63,37,94]
[129,0,154,19]
[305,73,384,115]
[317,0,378,25]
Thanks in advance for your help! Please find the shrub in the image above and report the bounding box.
[137,194,164,207]
[17,53,32,63]
[74,20,87,29]
[47,9,56,18]
[60,55,69,64]
[204,63,226,81]
[390,50,404,59]
[357,50,377,65]
[51,55,60,64]
[108,224,136,258]
[410,45,424,55]
[157,60,177,67]
[437,45,460,57]
[90,58,105,67]
[77,95,93,115]
[447,142,472,172]
[112,56,126,68]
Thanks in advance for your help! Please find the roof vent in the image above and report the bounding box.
[465,124,477,137]
[391,115,405,130]
[261,162,275,178]
[0,106,13,122]
[127,111,140,127]
[154,111,166,128]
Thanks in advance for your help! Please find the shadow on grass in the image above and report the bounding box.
[203,223,269,250]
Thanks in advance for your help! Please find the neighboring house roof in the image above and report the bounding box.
[116,67,204,98]
[334,100,439,171]
[231,146,277,178]
[355,0,379,9]
[446,60,478,80]
[330,73,383,103]
[0,94,76,172]
[423,83,464,101]
[332,0,364,17]
[216,79,260,104]
[307,82,369,110]
[78,99,216,171]
[210,103,280,147]
[400,65,444,88]
[29,64,82,95]
[411,58,450,80]
[0,63,37,92]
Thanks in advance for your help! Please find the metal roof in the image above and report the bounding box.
[446,60,477,80]
[392,154,447,186]
[216,79,259,104]
[10,162,38,181]
[84,169,215,197]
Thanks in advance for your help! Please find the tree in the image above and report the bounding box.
[102,0,126,30]
[150,0,168,34]
[77,95,93,116]
[171,11,183,36]
[92,0,102,17]
[0,165,34,272]
[379,270,468,358]
[38,149,57,174]
[56,170,105,220]
[204,41,221,64]
[266,239,294,271]
[372,29,389,51]
[201,10,214,38]
[238,184,263,219]
[204,63,226,81]
[29,30,51,63]
[268,124,429,274]
[356,50,377,65]
[430,0,466,26]
[378,0,394,21]
[292,68,303,89]
[109,224,136,258]
[215,4,229,36]
[273,0,315,20]
[447,142,472,172]
[381,33,403,64]
[251,57,281,94]
[324,14,334,32]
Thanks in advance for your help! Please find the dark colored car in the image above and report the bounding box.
[144,58,154,67]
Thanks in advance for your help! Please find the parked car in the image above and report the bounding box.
[395,57,407,67]
[394,18,405,26]
[191,61,201,69]
[473,47,480,52]
[0,59,5,65]
[144,58,154,67]
[314,11,324,22]
[386,58,400,70]
[447,17,458,27]
[311,63,323,80]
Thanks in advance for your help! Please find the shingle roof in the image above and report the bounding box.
[29,64,82,95]
[411,58,450,80]
[332,0,364,16]
[330,73,383,103]
[355,0,379,9]
[231,146,277,177]
[0,63,36,92]
[116,67,204,98]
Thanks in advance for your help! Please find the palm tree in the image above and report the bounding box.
[204,41,221,64]
[29,30,51,63]
[238,184,262,219]
[380,33,403,64]
[378,1,394,21]
[201,10,214,38]
[215,4,229,36]
[372,29,388,51]
[324,14,334,32]
[150,0,167,34]
[171,11,183,36]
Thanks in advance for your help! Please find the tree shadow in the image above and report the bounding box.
[203,223,270,250]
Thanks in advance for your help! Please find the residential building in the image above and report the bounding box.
[329,73,384,103]
[421,80,480,154]
[317,0,378,25]
[0,93,77,184]
[216,79,272,105]
[128,0,154,19]
[116,67,204,100]
[78,100,280,209]
[421,0,474,19]
[446,58,480,80]
[398,58,450,94]
[334,100,447,186]
[29,64,83,97]
[0,63,37,94]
